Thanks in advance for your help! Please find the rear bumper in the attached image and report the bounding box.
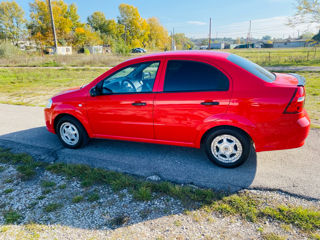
[255,110,310,152]
[44,108,55,134]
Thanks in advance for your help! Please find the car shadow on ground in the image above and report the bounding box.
[0,127,259,233]
[0,126,257,192]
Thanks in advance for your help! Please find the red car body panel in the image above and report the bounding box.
[44,51,310,152]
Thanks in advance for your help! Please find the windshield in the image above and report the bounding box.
[227,54,276,83]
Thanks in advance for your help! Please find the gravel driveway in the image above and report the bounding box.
[0,104,319,200]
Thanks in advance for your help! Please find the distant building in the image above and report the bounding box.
[56,46,72,55]
[88,45,103,54]
[273,40,309,48]
[209,42,225,49]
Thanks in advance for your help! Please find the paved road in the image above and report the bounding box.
[0,104,319,199]
[1,66,320,72]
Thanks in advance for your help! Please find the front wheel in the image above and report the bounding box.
[56,116,88,149]
[204,128,251,168]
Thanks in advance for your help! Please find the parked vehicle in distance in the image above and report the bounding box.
[44,51,310,168]
[131,48,147,53]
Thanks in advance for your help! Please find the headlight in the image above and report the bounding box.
[46,99,53,109]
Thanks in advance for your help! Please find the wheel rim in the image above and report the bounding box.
[210,134,243,163]
[59,122,79,146]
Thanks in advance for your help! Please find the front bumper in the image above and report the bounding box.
[44,108,55,134]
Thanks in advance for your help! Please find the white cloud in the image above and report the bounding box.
[187,21,207,26]
[187,16,319,39]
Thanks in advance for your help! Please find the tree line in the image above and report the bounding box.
[0,0,194,52]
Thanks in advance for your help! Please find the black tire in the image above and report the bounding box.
[204,128,251,168]
[56,115,89,149]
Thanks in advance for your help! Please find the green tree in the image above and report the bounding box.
[0,1,26,44]
[313,30,320,42]
[172,33,194,50]
[87,11,124,45]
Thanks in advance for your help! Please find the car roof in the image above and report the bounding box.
[124,50,231,63]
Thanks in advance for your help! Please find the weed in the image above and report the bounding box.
[0,166,4,172]
[3,210,22,224]
[42,189,52,195]
[41,180,56,188]
[174,220,182,227]
[3,188,13,194]
[0,148,45,180]
[257,226,264,233]
[262,233,286,240]
[4,178,14,183]
[37,195,46,200]
[58,184,67,189]
[212,194,260,222]
[262,205,320,231]
[280,223,292,232]
[133,186,152,201]
[311,233,320,240]
[87,192,100,202]
[44,203,63,213]
[72,195,84,203]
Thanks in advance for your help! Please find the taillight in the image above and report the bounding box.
[284,86,305,114]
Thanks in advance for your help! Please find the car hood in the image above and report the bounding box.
[54,86,81,97]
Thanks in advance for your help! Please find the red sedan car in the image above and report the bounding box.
[44,51,310,168]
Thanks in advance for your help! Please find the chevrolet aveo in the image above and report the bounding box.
[44,51,310,168]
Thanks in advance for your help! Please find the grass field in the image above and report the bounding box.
[0,68,319,128]
[0,48,319,67]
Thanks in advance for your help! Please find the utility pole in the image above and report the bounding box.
[171,28,175,51]
[48,0,58,52]
[208,18,212,50]
[246,20,251,48]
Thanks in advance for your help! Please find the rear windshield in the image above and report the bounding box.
[227,54,276,83]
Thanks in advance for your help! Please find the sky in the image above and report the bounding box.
[16,0,319,39]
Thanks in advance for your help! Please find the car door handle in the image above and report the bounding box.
[201,101,220,106]
[132,102,147,106]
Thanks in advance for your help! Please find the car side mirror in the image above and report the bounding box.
[90,86,100,97]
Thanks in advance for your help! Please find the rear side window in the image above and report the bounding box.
[164,60,229,92]
[227,54,275,83]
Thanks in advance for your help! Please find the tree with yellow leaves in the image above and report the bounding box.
[28,0,84,47]
[0,0,26,44]
[147,17,170,50]
[118,3,150,48]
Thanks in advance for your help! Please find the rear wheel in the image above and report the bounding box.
[204,128,251,168]
[56,116,88,149]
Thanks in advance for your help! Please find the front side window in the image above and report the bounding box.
[227,54,275,83]
[164,60,229,92]
[102,61,160,94]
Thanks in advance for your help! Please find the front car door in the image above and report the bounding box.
[86,61,161,140]
[154,59,232,145]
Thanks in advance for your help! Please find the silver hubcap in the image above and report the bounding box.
[60,122,79,146]
[211,134,243,163]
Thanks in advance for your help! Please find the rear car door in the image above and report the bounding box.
[86,61,161,139]
[154,59,232,144]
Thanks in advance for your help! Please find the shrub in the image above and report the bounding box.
[0,41,23,58]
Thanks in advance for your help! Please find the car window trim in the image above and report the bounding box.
[100,60,161,95]
[162,59,230,93]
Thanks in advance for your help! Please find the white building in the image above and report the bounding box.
[273,40,309,48]
[88,45,103,54]
[56,46,72,55]
[209,42,225,49]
